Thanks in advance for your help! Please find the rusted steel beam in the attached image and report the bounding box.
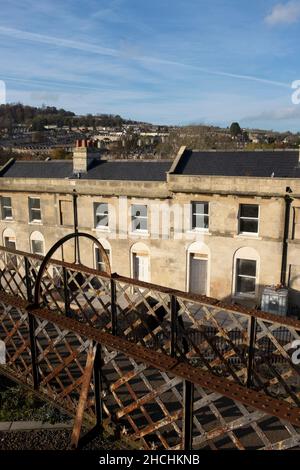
[71,344,96,449]
[93,343,104,428]
[183,380,194,450]
[24,257,33,303]
[40,348,83,387]
[2,293,299,429]
[110,277,117,336]
[170,294,178,358]
[111,363,147,391]
[134,409,182,439]
[116,376,182,419]
[62,267,71,318]
[1,245,300,330]
[28,311,39,390]
[247,316,257,388]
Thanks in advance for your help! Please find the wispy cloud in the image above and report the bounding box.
[0,27,119,57]
[0,26,290,90]
[265,1,300,25]
[242,106,300,122]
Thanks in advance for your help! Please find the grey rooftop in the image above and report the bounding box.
[173,149,300,178]
[0,159,172,181]
[1,149,300,181]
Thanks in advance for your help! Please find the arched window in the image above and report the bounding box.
[2,227,16,250]
[94,238,111,272]
[233,247,260,297]
[131,242,150,282]
[187,242,210,295]
[30,231,45,256]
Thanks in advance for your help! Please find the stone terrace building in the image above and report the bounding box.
[1,140,300,315]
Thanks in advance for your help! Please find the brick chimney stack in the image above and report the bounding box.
[73,139,100,174]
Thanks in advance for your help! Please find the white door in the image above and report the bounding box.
[189,254,208,295]
[133,254,150,282]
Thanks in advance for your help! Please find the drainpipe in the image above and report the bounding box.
[72,189,81,264]
[280,194,293,286]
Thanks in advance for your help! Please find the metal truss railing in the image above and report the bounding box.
[0,245,300,449]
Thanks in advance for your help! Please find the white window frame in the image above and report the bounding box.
[94,245,111,272]
[30,231,45,256]
[191,201,209,231]
[235,258,257,298]
[1,196,13,220]
[4,236,16,249]
[238,204,259,235]
[31,239,44,256]
[131,204,148,233]
[29,197,42,223]
[94,202,109,230]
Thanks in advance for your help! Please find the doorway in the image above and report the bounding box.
[133,253,150,282]
[189,254,208,295]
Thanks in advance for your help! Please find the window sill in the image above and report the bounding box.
[234,233,261,240]
[187,229,211,236]
[1,218,14,222]
[233,293,257,300]
[29,221,43,225]
[93,227,110,233]
[129,231,150,238]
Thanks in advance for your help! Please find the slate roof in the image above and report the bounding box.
[0,159,172,182]
[1,150,300,182]
[174,150,300,178]
[0,161,72,179]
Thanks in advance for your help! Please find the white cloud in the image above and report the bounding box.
[265,1,300,25]
[242,105,300,122]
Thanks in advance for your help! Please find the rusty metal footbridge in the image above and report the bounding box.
[0,235,300,450]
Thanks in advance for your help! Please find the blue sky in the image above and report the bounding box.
[0,0,299,130]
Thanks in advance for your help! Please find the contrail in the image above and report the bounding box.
[0,26,290,90]
[0,26,118,57]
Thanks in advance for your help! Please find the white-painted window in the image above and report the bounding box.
[94,203,109,229]
[1,196,12,220]
[239,204,259,234]
[94,239,111,272]
[235,259,257,296]
[29,197,41,222]
[131,205,148,232]
[95,247,111,271]
[191,202,209,230]
[30,231,45,256]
